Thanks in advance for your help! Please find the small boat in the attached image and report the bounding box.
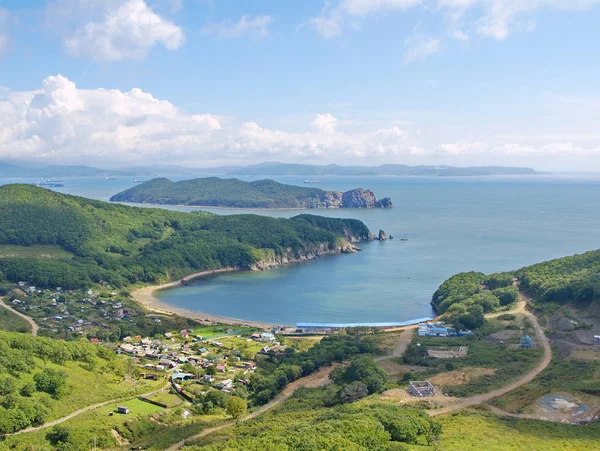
[106,177,117,181]
[134,180,147,183]
[46,179,63,183]
[303,180,323,184]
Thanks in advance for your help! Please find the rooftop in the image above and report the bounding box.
[297,317,433,329]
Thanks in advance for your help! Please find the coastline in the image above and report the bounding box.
[131,268,284,330]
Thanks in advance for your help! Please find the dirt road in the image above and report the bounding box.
[0,296,39,335]
[11,383,171,435]
[165,365,337,451]
[429,293,552,417]
[375,328,412,362]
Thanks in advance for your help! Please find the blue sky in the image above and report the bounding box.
[0,0,599,171]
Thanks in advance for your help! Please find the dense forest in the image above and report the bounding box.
[431,272,517,329]
[516,249,600,305]
[0,185,371,289]
[432,249,600,327]
[110,177,392,209]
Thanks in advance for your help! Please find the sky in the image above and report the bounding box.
[0,0,599,171]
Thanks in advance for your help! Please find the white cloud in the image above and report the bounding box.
[311,113,338,133]
[308,0,599,41]
[0,75,421,166]
[308,0,423,38]
[404,30,441,62]
[202,15,273,39]
[62,0,184,61]
[2,75,600,170]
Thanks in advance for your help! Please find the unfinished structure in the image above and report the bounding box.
[409,381,435,397]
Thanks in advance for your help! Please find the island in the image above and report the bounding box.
[110,177,393,209]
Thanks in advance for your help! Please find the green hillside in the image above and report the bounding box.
[0,184,370,289]
[110,177,393,209]
[431,249,600,328]
[111,177,327,208]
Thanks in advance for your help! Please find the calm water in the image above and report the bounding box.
[3,174,600,325]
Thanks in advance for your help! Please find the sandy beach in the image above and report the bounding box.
[131,268,282,330]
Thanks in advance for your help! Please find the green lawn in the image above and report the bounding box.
[192,325,259,338]
[0,244,74,259]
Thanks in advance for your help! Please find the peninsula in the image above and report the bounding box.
[110,177,393,209]
[0,184,372,289]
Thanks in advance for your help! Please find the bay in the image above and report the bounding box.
[2,174,600,325]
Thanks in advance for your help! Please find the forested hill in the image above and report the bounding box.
[431,249,600,330]
[0,184,371,289]
[110,177,392,209]
[516,250,600,304]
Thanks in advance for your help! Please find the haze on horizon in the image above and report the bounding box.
[1,0,599,172]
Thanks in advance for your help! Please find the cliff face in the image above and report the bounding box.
[311,188,393,209]
[250,240,360,271]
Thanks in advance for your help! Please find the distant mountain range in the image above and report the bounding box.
[110,177,393,209]
[0,161,539,178]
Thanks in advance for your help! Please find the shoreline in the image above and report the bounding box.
[131,268,284,330]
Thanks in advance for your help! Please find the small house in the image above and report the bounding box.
[216,379,233,390]
[164,332,173,338]
[89,338,99,344]
[117,406,130,414]
[259,332,275,342]
[203,374,214,383]
[593,335,600,344]
[216,364,226,372]
[180,329,189,338]
[520,335,535,349]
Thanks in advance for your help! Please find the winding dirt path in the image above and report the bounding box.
[429,293,552,417]
[11,383,171,435]
[0,296,39,335]
[375,328,412,362]
[165,365,337,451]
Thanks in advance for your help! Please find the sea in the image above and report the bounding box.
[3,174,600,326]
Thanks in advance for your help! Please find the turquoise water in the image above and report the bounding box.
[2,174,600,325]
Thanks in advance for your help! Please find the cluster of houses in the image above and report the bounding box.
[10,283,138,334]
[417,322,472,338]
[116,333,258,393]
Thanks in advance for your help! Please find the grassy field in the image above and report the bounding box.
[0,303,32,333]
[12,358,166,422]
[0,244,74,259]
[192,325,259,338]
[431,410,600,451]
[150,391,185,408]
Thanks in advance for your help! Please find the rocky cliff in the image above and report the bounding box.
[312,188,392,209]
[250,240,361,271]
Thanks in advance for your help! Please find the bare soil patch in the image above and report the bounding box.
[429,367,496,388]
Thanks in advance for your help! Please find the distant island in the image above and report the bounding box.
[0,160,540,178]
[226,162,540,177]
[110,177,393,209]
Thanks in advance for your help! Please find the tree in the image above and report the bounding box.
[226,396,247,419]
[34,368,68,399]
[206,365,217,376]
[46,425,71,446]
[0,375,17,396]
[339,381,369,403]
[424,421,442,447]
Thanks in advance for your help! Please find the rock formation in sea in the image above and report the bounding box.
[378,230,387,241]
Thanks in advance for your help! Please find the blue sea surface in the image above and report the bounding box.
[2,174,600,325]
